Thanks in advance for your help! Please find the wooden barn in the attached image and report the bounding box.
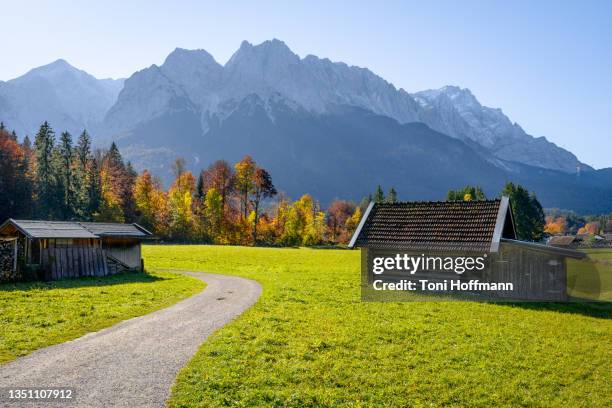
[0,219,153,281]
[349,197,585,301]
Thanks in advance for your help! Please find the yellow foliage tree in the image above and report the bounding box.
[168,171,196,240]
[544,216,566,235]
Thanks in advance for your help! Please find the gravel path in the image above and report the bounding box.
[0,272,262,407]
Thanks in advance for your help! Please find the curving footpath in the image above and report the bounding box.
[0,272,262,407]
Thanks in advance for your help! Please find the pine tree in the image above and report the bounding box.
[73,130,93,219]
[122,162,138,222]
[87,158,102,218]
[387,188,398,203]
[58,131,75,218]
[34,121,59,218]
[374,185,385,204]
[501,182,545,241]
[196,172,205,200]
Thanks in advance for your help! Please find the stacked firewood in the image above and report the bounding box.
[0,239,17,281]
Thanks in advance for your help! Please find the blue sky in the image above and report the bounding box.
[3,0,611,168]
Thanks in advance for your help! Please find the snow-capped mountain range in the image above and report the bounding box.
[100,39,587,173]
[2,39,610,213]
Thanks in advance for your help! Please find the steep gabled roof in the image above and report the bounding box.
[348,197,516,252]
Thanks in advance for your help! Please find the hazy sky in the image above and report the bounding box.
[3,0,611,168]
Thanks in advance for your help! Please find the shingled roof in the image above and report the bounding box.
[348,197,516,252]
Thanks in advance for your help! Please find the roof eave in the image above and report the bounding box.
[0,219,34,239]
[348,202,375,248]
[490,196,511,253]
[132,223,154,236]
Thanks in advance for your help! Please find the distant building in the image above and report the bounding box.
[0,220,153,281]
[548,235,579,248]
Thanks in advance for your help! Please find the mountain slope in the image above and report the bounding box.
[115,94,612,213]
[0,59,123,137]
[413,86,589,172]
[102,40,589,174]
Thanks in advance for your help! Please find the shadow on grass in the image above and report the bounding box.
[497,300,612,319]
[0,272,168,292]
[362,286,612,319]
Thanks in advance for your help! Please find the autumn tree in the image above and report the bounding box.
[578,222,600,235]
[0,129,32,221]
[280,194,326,246]
[202,161,234,207]
[327,200,356,243]
[250,167,277,243]
[203,188,224,242]
[234,155,256,219]
[168,170,196,240]
[97,142,134,222]
[133,170,168,234]
[502,182,545,241]
[345,206,363,238]
[544,216,566,235]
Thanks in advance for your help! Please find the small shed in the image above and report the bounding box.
[0,219,152,280]
[548,235,578,248]
[349,197,585,301]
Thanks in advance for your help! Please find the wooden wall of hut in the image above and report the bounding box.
[102,238,142,269]
[41,246,108,280]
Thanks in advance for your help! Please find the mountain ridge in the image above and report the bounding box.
[0,58,124,138]
[1,40,610,213]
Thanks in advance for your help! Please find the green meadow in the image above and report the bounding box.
[0,271,204,363]
[144,245,612,408]
[567,248,612,301]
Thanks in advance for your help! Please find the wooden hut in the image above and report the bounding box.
[0,219,152,280]
[348,197,585,301]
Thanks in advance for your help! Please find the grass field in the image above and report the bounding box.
[144,245,612,408]
[567,248,612,301]
[0,271,204,364]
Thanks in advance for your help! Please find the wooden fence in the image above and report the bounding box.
[41,246,108,280]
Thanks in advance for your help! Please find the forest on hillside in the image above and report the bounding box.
[2,121,609,246]
[0,122,368,246]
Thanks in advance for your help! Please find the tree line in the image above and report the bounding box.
[3,120,589,246]
[0,122,367,246]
